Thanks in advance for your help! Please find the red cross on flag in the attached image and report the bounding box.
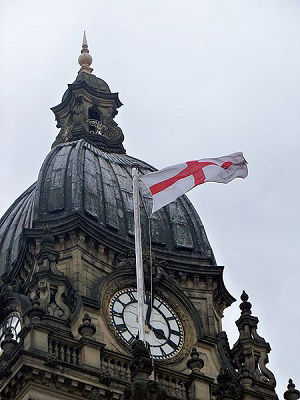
[140,152,248,213]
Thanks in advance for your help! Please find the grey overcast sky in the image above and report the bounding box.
[0,0,299,395]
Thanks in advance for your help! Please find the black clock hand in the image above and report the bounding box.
[145,302,152,325]
[145,292,153,325]
[148,324,167,340]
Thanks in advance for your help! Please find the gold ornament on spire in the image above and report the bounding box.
[78,31,93,74]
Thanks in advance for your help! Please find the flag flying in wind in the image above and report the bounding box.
[140,152,248,213]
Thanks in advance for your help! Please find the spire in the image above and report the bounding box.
[82,30,88,47]
[78,31,93,74]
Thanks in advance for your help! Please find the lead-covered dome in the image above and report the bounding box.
[61,72,116,102]
[0,35,216,276]
[0,139,215,275]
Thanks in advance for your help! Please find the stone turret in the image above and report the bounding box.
[50,32,124,152]
[231,291,276,398]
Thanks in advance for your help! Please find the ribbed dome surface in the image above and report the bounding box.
[0,140,215,275]
[62,72,111,102]
[0,184,35,274]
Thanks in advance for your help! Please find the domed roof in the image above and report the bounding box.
[0,184,35,275]
[61,72,112,103]
[0,139,215,276]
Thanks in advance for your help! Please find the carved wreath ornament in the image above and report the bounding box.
[88,119,108,134]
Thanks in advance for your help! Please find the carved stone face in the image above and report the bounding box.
[100,106,113,118]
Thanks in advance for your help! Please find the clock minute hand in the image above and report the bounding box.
[145,302,152,325]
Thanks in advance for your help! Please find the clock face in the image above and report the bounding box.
[109,288,184,359]
[0,312,21,355]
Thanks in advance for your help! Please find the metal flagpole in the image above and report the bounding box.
[132,166,146,343]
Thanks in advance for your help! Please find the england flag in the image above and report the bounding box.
[140,152,248,213]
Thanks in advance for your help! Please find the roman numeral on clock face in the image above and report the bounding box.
[116,324,127,333]
[127,291,136,302]
[112,310,123,319]
[128,336,135,345]
[166,339,178,350]
[166,316,175,321]
[160,347,167,356]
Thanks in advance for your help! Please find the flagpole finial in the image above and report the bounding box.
[78,31,93,74]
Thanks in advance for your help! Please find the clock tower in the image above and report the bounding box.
[0,34,296,400]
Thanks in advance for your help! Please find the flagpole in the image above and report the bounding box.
[132,166,146,343]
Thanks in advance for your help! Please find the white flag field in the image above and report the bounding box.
[140,152,248,213]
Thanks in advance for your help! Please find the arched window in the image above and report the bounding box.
[88,106,102,133]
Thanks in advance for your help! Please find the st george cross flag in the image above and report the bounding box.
[140,152,248,213]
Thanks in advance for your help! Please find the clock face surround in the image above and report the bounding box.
[109,288,184,359]
[0,312,21,355]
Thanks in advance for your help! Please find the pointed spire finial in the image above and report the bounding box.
[82,30,88,47]
[78,31,93,74]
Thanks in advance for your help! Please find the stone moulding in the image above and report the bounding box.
[0,333,194,400]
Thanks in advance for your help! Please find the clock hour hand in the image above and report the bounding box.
[148,324,167,340]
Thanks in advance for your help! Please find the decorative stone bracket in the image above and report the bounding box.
[26,228,80,324]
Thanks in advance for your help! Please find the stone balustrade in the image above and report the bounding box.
[155,370,189,399]
[101,351,131,382]
[48,337,81,366]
